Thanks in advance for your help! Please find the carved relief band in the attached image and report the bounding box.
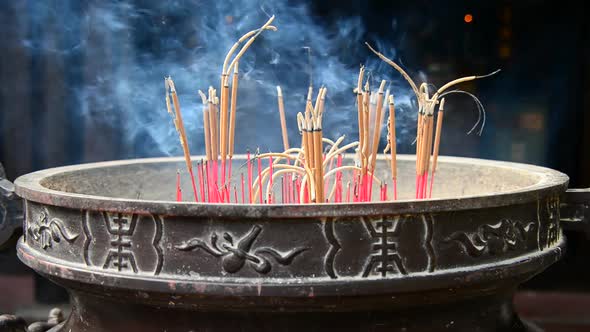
[21,198,562,282]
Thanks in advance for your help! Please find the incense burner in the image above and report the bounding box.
[12,155,574,331]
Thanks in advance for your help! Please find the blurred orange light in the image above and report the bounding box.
[464,14,473,23]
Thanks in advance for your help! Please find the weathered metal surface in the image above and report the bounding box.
[0,163,23,250]
[11,156,574,331]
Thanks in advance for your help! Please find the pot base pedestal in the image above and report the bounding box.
[57,290,529,332]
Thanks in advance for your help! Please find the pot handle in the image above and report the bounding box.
[560,188,590,232]
[0,171,23,250]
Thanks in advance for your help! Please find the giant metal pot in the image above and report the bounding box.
[13,155,571,331]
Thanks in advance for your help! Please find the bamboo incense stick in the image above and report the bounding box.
[219,77,230,202]
[422,113,434,198]
[388,94,397,200]
[228,63,239,158]
[277,86,290,151]
[415,108,424,198]
[207,88,215,160]
[166,77,199,202]
[198,162,205,202]
[362,82,370,169]
[356,66,365,170]
[209,88,219,161]
[313,122,323,202]
[162,19,499,206]
[213,91,220,162]
[222,25,277,76]
[198,90,212,161]
[429,98,445,198]
[365,42,421,106]
[304,112,315,169]
[369,80,387,173]
[220,78,230,163]
[165,79,173,115]
[226,16,277,76]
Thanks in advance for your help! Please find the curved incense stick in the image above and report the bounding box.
[365,42,421,106]
[323,142,359,167]
[226,16,276,76]
[222,25,278,77]
[439,89,487,136]
[264,168,306,201]
[324,167,381,201]
[325,135,346,156]
[433,69,501,99]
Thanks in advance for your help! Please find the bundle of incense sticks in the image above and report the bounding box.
[164,16,499,204]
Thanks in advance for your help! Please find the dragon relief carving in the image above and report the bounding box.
[443,219,535,257]
[175,225,308,274]
[27,211,78,249]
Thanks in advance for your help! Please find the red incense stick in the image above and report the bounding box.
[221,160,226,202]
[228,157,233,199]
[368,173,375,202]
[176,170,182,202]
[416,175,421,198]
[282,175,287,204]
[205,161,211,203]
[295,176,301,204]
[240,173,245,204]
[268,156,274,204]
[257,156,263,204]
[197,162,205,202]
[247,151,253,204]
[422,173,428,199]
[189,169,199,202]
[212,160,220,203]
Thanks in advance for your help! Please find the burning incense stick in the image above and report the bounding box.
[429,98,445,198]
[277,86,290,151]
[356,66,365,168]
[165,77,199,202]
[369,80,387,174]
[387,94,397,200]
[162,18,499,205]
[220,15,277,177]
[228,63,239,158]
[247,150,253,203]
[207,88,217,161]
[198,90,212,161]
[220,78,230,164]
[365,43,421,105]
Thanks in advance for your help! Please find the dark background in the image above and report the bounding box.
[1,0,589,327]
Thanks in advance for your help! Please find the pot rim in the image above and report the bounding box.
[14,155,569,218]
[17,238,565,298]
